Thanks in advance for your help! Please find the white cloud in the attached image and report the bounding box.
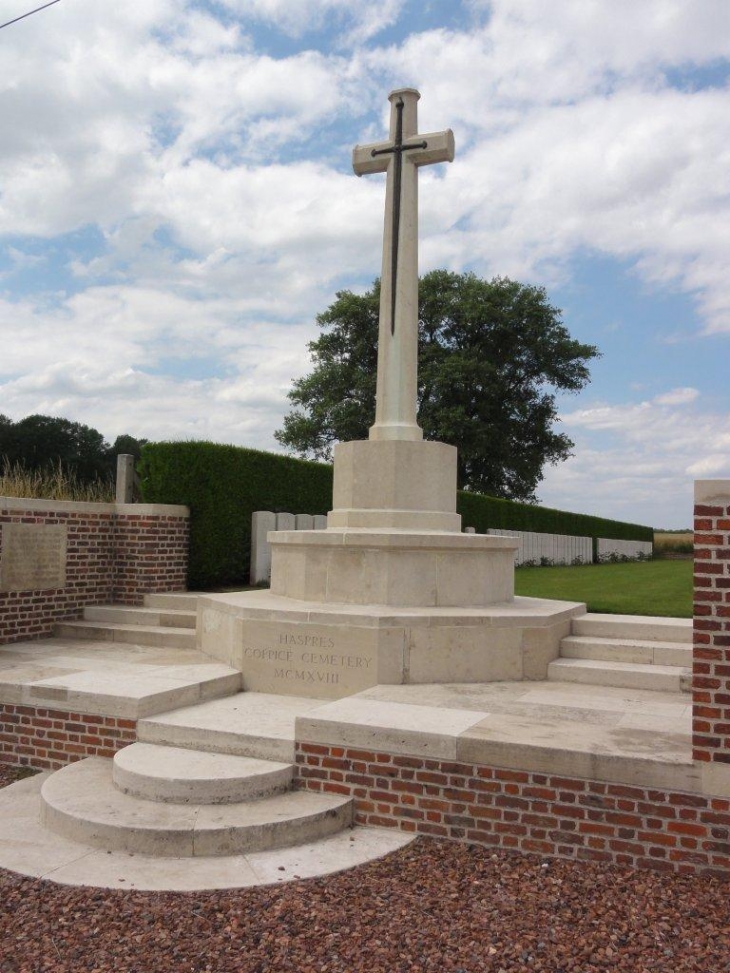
[539,387,729,526]
[655,388,700,406]
[218,0,403,44]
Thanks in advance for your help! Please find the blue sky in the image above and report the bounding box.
[1,0,729,528]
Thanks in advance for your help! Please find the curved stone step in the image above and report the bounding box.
[113,743,293,804]
[41,758,352,857]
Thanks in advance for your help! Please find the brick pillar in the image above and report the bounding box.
[693,481,730,786]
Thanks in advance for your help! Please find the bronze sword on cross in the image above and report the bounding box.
[353,89,454,443]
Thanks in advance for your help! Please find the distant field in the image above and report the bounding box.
[654,531,693,545]
[514,559,693,617]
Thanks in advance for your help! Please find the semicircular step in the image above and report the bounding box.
[41,758,352,858]
[113,743,294,804]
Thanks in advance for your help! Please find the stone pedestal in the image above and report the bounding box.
[195,437,582,700]
[197,589,584,700]
[269,530,517,607]
[328,439,460,532]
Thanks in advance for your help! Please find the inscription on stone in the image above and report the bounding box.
[236,620,379,698]
[242,634,373,688]
[0,523,67,592]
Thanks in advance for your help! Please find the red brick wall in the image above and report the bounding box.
[693,484,730,764]
[0,500,189,644]
[113,513,189,605]
[296,744,730,876]
[0,703,137,771]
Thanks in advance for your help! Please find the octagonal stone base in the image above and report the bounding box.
[269,530,519,608]
[197,590,585,700]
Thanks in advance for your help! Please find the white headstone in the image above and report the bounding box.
[250,511,276,584]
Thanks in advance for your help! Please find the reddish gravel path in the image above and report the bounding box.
[0,764,728,973]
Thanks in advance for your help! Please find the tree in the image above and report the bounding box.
[0,414,110,482]
[0,415,150,484]
[110,434,148,463]
[275,271,599,501]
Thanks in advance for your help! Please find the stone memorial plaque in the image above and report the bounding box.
[0,523,67,592]
[237,619,382,699]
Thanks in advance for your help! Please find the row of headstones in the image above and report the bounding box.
[484,528,593,565]
[250,511,653,584]
[250,511,328,585]
[484,529,651,566]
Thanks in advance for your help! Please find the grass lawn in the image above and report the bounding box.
[514,559,693,618]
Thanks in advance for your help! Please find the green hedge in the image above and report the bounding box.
[139,440,653,589]
[139,442,332,589]
[457,491,653,543]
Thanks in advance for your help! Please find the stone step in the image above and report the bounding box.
[145,593,202,612]
[84,606,197,629]
[41,758,352,857]
[560,635,691,668]
[113,743,294,804]
[21,664,243,720]
[571,613,691,644]
[548,657,691,693]
[54,620,196,650]
[138,692,322,763]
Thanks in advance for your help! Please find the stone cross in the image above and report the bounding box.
[353,88,454,442]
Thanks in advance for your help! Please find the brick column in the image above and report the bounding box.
[113,505,189,605]
[693,481,730,786]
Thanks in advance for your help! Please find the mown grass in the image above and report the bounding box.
[0,460,114,503]
[514,559,693,618]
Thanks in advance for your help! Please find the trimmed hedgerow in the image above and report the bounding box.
[139,442,332,589]
[456,491,653,544]
[139,441,652,589]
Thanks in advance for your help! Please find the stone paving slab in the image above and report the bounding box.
[139,693,323,762]
[0,639,242,717]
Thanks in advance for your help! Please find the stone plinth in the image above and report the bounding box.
[328,439,460,532]
[269,529,518,607]
[197,590,584,700]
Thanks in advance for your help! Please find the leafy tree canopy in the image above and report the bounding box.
[275,271,599,502]
[0,415,147,484]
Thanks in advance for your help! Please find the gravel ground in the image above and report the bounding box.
[0,764,729,973]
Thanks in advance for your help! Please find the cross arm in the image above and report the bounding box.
[410,129,455,167]
[352,129,455,177]
[352,140,391,176]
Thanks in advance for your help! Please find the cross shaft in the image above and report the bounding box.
[353,88,454,442]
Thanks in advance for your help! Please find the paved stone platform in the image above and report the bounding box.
[0,637,241,718]
[0,630,695,888]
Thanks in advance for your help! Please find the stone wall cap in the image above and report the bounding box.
[695,479,730,503]
[0,496,188,517]
[115,503,189,517]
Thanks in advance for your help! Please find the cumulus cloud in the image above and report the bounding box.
[539,387,729,527]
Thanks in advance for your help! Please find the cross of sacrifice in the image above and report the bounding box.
[353,88,454,442]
